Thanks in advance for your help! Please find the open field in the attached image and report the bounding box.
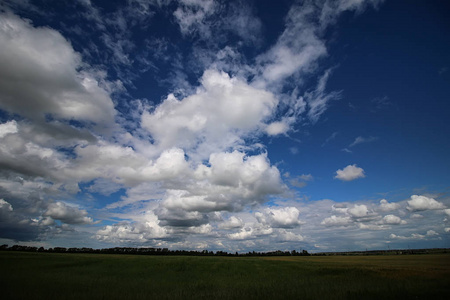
[1,252,449,299]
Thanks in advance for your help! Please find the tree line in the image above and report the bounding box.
[2,244,447,256]
[0,244,310,256]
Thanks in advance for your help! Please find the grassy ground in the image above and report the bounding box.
[1,252,449,299]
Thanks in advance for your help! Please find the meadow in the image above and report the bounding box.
[1,251,449,299]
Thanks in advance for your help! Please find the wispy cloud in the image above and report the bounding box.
[322,131,339,147]
[371,95,393,112]
[349,136,378,148]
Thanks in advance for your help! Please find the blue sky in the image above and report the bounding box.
[0,0,449,252]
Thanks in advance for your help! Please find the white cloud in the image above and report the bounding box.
[157,207,208,227]
[0,13,116,125]
[379,199,400,212]
[289,147,299,155]
[43,202,95,225]
[389,230,439,240]
[218,216,244,230]
[410,213,423,219]
[173,0,263,44]
[32,216,55,227]
[0,199,13,212]
[322,131,338,147]
[321,215,352,227]
[256,207,303,228]
[0,121,72,181]
[70,144,285,216]
[227,227,254,240]
[382,215,406,225]
[341,148,352,153]
[426,230,438,236]
[320,0,384,27]
[173,0,216,37]
[389,233,422,240]
[141,70,278,160]
[222,1,262,44]
[95,222,166,244]
[0,120,18,138]
[159,151,285,214]
[265,121,289,136]
[357,223,388,230]
[349,136,377,148]
[162,190,227,213]
[289,174,314,188]
[347,204,379,222]
[299,174,313,181]
[257,3,326,83]
[348,204,369,218]
[305,69,342,123]
[406,195,446,212]
[95,210,167,243]
[371,95,392,111]
[332,203,348,214]
[334,164,365,181]
[276,229,304,242]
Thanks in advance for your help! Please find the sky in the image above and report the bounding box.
[0,0,449,253]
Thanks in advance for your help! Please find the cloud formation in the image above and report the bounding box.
[334,164,365,181]
[43,202,95,225]
[0,13,116,126]
[407,195,446,212]
[1,0,448,253]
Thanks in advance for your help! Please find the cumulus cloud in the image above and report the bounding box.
[256,207,303,228]
[0,120,73,182]
[332,203,348,214]
[95,212,167,243]
[379,199,400,212]
[95,222,166,244]
[158,151,285,216]
[382,215,406,225]
[390,230,439,240]
[0,120,18,138]
[218,216,244,229]
[406,195,446,212]
[157,207,209,228]
[347,204,379,222]
[227,227,255,240]
[265,121,289,136]
[141,70,277,160]
[0,12,116,125]
[334,164,365,181]
[0,199,13,212]
[348,204,369,218]
[43,202,95,225]
[276,229,304,242]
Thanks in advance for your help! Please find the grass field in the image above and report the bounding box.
[1,252,449,299]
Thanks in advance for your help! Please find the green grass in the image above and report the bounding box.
[1,252,449,299]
